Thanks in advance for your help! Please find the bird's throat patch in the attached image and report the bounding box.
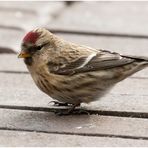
[24,57,33,66]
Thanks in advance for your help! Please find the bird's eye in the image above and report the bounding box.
[35,43,48,51]
[36,45,42,50]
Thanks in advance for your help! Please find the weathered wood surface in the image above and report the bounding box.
[0,28,24,53]
[0,109,148,138]
[49,1,148,36]
[1,130,148,147]
[0,54,27,72]
[0,1,65,29]
[0,1,65,53]
[0,1,148,147]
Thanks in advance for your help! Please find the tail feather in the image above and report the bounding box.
[122,55,148,62]
[116,55,148,82]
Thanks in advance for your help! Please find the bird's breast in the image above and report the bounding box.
[27,65,64,96]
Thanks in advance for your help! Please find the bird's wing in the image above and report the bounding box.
[47,49,135,75]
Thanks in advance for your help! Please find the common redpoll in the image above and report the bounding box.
[18,28,148,114]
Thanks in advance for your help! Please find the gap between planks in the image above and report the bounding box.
[49,28,148,39]
[0,127,148,141]
[1,24,148,39]
[0,105,148,119]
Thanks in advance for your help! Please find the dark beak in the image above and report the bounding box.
[18,51,31,58]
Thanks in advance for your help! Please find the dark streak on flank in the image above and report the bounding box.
[38,73,50,85]
[40,79,49,93]
[72,81,96,89]
[86,73,98,79]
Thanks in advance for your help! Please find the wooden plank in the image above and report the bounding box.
[0,1,65,13]
[1,130,148,147]
[0,2,65,53]
[86,93,148,113]
[0,54,27,72]
[48,1,148,36]
[0,73,50,108]
[0,28,24,53]
[0,2,65,29]
[0,108,148,139]
[0,72,148,113]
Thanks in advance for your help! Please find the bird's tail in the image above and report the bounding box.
[122,55,148,62]
[116,54,148,81]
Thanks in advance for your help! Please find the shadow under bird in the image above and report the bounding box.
[18,28,148,115]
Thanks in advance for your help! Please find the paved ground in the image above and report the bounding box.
[0,1,148,146]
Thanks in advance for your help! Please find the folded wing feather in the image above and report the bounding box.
[48,50,137,75]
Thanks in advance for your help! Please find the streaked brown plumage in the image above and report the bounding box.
[18,28,148,114]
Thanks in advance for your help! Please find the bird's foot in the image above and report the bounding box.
[54,104,77,116]
[54,109,73,116]
[74,108,90,115]
[55,108,90,116]
[54,103,89,116]
[48,101,72,107]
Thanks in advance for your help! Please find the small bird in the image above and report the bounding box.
[18,28,148,114]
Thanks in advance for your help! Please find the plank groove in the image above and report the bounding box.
[1,127,148,141]
[49,28,148,39]
[0,104,148,119]
[1,130,148,147]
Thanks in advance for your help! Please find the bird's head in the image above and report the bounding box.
[18,28,54,60]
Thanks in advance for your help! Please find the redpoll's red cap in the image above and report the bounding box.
[23,31,39,44]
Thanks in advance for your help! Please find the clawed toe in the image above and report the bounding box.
[76,109,90,115]
[54,110,72,116]
[49,102,87,116]
[48,101,72,107]
[54,108,90,116]
[54,103,89,116]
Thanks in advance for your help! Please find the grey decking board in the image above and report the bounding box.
[0,54,27,72]
[48,1,148,36]
[0,1,65,53]
[0,1,65,13]
[0,2,65,30]
[0,108,148,139]
[1,130,148,147]
[0,28,25,53]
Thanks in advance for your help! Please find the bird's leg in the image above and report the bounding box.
[68,104,90,115]
[67,103,80,113]
[60,104,90,115]
[55,103,80,116]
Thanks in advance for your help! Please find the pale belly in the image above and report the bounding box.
[29,69,114,104]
